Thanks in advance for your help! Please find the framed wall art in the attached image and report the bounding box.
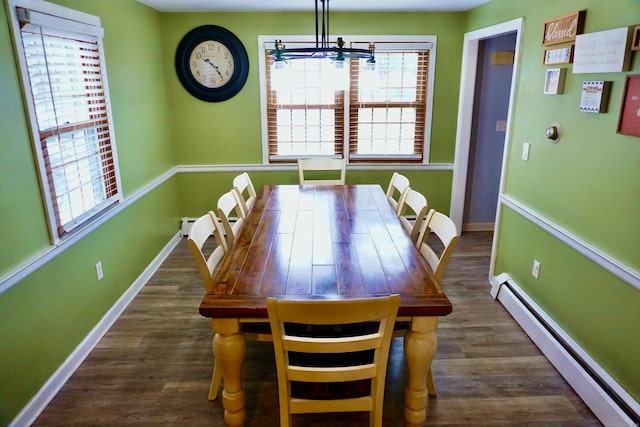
[579,81,612,113]
[543,46,574,65]
[617,75,640,136]
[542,10,586,46]
[543,68,567,94]
[632,25,640,51]
[573,27,634,73]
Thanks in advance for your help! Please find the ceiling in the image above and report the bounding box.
[135,0,492,12]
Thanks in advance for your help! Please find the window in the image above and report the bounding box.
[8,0,122,242]
[265,53,345,161]
[260,36,435,164]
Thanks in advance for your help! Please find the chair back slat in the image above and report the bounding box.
[416,209,460,282]
[217,190,245,248]
[233,172,257,218]
[397,188,429,244]
[187,212,227,294]
[386,172,410,214]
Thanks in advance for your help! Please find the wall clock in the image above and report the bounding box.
[175,25,249,102]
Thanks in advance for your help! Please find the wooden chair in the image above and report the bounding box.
[397,188,429,244]
[267,295,400,427]
[298,157,346,186]
[187,211,228,400]
[416,209,460,283]
[232,172,257,219]
[385,172,410,214]
[392,210,458,397]
[217,190,245,249]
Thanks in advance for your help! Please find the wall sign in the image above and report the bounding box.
[543,46,574,65]
[617,75,640,136]
[542,10,586,46]
[579,81,612,113]
[573,27,634,73]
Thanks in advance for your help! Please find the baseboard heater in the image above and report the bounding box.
[494,276,639,427]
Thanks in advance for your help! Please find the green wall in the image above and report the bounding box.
[0,0,179,423]
[0,3,465,423]
[467,0,640,401]
[2,0,639,423]
[163,11,464,166]
[161,11,465,216]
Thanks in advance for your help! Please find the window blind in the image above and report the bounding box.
[348,49,429,163]
[265,51,344,162]
[18,7,120,237]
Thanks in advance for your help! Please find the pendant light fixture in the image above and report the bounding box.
[269,0,375,89]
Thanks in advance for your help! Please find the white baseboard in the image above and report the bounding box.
[490,274,639,427]
[462,222,494,231]
[9,232,183,427]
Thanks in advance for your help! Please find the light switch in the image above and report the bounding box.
[522,142,530,161]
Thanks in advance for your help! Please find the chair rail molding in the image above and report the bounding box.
[499,194,640,291]
[176,163,453,173]
[0,167,177,296]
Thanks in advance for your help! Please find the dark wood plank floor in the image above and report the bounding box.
[34,231,601,426]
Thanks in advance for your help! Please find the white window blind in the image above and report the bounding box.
[12,2,121,240]
[265,51,345,162]
[349,48,430,162]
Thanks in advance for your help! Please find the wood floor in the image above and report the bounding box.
[34,231,601,426]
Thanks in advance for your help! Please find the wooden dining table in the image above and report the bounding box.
[199,184,452,426]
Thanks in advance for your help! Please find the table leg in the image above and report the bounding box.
[212,319,246,427]
[403,316,438,427]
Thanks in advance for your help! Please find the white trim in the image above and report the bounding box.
[176,163,453,173]
[491,275,639,426]
[450,18,523,233]
[18,9,104,37]
[462,222,494,231]
[10,0,100,27]
[8,232,182,427]
[500,194,640,290]
[0,168,176,296]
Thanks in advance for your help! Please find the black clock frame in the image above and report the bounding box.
[175,25,249,102]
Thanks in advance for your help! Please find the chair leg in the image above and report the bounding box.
[426,369,436,396]
[208,359,222,400]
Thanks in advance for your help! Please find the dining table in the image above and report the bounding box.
[199,184,453,426]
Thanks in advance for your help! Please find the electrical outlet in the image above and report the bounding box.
[522,142,530,161]
[96,261,104,281]
[532,259,540,279]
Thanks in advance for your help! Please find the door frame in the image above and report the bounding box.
[450,18,523,234]
[449,17,523,280]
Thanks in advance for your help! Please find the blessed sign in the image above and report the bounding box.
[542,10,586,46]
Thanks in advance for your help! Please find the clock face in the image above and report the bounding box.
[175,25,249,102]
[189,40,235,89]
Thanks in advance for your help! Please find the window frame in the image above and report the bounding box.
[258,35,436,165]
[7,0,123,244]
